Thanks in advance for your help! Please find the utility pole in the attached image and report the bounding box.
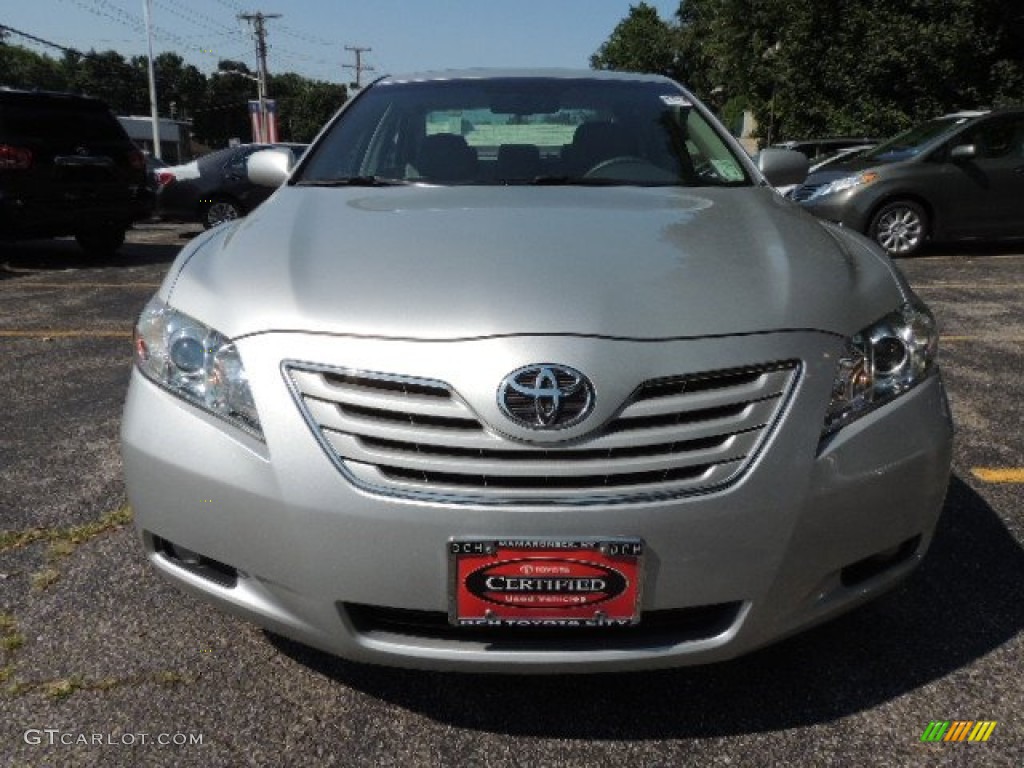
[343,46,375,91]
[238,11,281,142]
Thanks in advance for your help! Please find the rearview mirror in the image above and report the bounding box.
[248,148,294,187]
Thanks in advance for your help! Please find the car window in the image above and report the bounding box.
[864,116,973,162]
[225,148,256,171]
[0,100,126,144]
[960,116,1024,160]
[298,78,750,187]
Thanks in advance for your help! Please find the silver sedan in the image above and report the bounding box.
[122,70,953,673]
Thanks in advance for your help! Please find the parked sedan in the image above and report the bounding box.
[123,69,952,673]
[794,109,1024,255]
[156,143,307,228]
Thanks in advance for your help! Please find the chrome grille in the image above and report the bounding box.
[285,361,799,504]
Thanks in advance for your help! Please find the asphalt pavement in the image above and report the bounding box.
[0,224,1021,767]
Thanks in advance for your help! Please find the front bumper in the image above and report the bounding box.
[122,330,953,672]
[0,187,152,239]
[799,189,876,232]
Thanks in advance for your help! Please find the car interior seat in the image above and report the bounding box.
[416,133,478,182]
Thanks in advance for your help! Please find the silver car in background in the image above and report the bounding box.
[122,70,953,673]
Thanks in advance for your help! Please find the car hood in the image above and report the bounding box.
[165,185,907,340]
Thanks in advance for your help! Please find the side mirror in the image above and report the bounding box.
[950,144,977,161]
[248,148,294,187]
[755,148,809,188]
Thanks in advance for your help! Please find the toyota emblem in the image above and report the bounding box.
[498,364,595,430]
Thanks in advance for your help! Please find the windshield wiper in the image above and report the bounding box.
[530,175,635,186]
[293,176,410,187]
[530,175,683,187]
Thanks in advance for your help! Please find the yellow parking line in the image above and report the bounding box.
[5,282,160,289]
[0,330,131,338]
[971,468,1024,484]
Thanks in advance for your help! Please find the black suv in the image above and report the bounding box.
[0,88,152,255]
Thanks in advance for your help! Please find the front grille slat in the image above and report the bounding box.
[290,368,467,419]
[621,368,792,418]
[286,361,799,504]
[344,601,744,648]
[326,430,755,478]
[304,397,486,446]
[345,460,744,498]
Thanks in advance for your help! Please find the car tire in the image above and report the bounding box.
[75,226,126,256]
[202,198,243,229]
[869,200,928,257]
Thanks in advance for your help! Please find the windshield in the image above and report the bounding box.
[863,115,975,162]
[297,77,750,187]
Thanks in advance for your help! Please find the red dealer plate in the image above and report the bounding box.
[449,538,644,627]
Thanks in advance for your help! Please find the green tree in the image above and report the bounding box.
[268,73,346,142]
[191,61,256,147]
[596,0,1024,144]
[132,52,207,121]
[590,3,684,80]
[64,49,147,113]
[0,41,68,90]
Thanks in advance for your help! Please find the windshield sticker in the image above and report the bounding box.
[710,159,745,181]
[660,95,692,107]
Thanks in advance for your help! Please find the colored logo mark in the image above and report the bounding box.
[921,721,997,742]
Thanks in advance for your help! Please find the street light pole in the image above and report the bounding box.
[142,0,161,159]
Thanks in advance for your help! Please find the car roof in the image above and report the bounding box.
[0,87,111,109]
[377,68,680,86]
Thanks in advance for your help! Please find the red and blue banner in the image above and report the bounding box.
[247,100,279,143]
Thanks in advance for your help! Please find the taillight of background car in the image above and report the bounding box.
[0,144,33,170]
[155,169,177,187]
[129,149,147,171]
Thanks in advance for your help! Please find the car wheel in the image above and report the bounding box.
[870,200,928,256]
[75,226,126,256]
[202,199,243,229]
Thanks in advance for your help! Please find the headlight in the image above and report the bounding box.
[824,300,938,435]
[808,171,878,200]
[133,296,262,438]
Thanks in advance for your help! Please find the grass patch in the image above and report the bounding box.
[4,670,197,699]
[0,506,133,554]
[44,676,84,699]
[0,613,23,657]
[31,568,61,592]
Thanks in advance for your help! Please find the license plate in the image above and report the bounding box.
[449,538,643,627]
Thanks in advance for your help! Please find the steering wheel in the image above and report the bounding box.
[583,156,678,183]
